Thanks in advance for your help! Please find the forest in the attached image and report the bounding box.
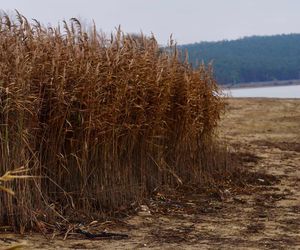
[179,34,300,84]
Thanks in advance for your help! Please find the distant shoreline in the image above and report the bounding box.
[221,79,300,89]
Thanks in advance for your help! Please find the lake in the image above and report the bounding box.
[223,85,300,98]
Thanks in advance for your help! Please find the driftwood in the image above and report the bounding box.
[76,228,128,240]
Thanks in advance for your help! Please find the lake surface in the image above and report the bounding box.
[223,85,300,98]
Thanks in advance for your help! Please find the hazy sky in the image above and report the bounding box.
[1,0,300,45]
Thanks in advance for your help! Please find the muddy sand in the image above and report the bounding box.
[1,98,299,249]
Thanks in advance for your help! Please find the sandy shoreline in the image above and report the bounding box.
[1,98,300,249]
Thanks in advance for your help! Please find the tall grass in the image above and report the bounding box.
[0,12,229,231]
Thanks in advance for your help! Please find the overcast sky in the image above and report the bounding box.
[1,0,300,45]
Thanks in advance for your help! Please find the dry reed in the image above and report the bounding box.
[0,12,230,231]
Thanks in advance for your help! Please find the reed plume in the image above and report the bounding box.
[0,11,229,231]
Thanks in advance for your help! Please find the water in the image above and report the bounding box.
[223,85,300,98]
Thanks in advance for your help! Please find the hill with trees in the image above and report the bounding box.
[179,34,300,85]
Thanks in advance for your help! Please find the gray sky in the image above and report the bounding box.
[1,0,300,45]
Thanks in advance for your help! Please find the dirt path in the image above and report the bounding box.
[1,98,299,249]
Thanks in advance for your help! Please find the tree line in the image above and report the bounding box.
[179,34,300,84]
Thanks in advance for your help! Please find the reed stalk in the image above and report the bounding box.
[0,12,230,231]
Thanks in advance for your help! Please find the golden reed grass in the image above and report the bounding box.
[0,12,231,231]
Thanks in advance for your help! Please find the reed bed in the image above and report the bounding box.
[0,12,229,231]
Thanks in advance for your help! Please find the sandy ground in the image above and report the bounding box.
[1,98,300,250]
